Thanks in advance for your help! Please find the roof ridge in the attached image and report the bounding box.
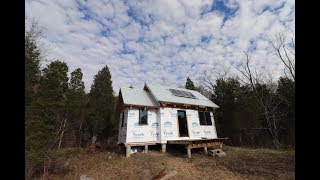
[121,87,145,90]
[145,82,199,93]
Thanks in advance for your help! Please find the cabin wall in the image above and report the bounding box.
[125,108,159,143]
[186,109,218,139]
[159,107,218,143]
[118,107,218,144]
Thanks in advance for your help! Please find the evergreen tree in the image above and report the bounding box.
[185,77,195,90]
[38,61,69,105]
[25,21,46,170]
[234,85,263,146]
[211,77,265,146]
[212,78,242,145]
[26,60,69,164]
[66,68,87,147]
[86,65,115,143]
[277,77,295,145]
[25,28,42,105]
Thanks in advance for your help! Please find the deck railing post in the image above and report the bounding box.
[161,143,166,153]
[126,146,131,157]
[145,144,148,153]
[204,147,208,154]
[187,148,192,158]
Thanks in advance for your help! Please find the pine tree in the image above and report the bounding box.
[86,65,115,144]
[212,78,242,145]
[185,77,195,90]
[25,21,46,169]
[25,21,42,140]
[38,61,69,105]
[277,77,295,145]
[25,21,42,135]
[66,68,87,147]
[26,60,69,163]
[25,32,41,105]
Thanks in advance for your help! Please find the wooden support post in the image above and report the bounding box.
[187,148,191,158]
[161,143,166,153]
[126,146,131,157]
[145,144,148,153]
[204,147,208,155]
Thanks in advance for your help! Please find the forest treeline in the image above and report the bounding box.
[25,21,294,176]
[185,75,295,148]
[25,22,117,175]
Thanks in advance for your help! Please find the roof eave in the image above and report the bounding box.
[123,103,158,108]
[158,101,219,109]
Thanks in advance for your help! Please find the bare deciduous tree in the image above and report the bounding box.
[200,66,231,93]
[160,77,168,86]
[270,31,295,81]
[58,117,67,149]
[25,19,50,62]
[194,85,213,99]
[235,51,283,148]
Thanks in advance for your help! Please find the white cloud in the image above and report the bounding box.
[26,0,295,93]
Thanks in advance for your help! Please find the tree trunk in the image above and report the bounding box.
[92,134,97,145]
[78,111,84,147]
[77,120,83,147]
[58,118,67,149]
[75,130,80,147]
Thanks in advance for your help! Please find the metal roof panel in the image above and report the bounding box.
[145,83,219,108]
[120,87,158,107]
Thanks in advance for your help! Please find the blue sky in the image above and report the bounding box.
[25,0,295,93]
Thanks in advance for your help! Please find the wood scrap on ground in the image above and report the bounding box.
[151,167,177,180]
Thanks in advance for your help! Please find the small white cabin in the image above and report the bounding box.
[116,83,225,157]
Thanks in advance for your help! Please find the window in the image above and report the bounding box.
[205,112,212,125]
[139,109,148,125]
[198,111,212,125]
[178,110,189,137]
[199,111,206,125]
[121,112,125,127]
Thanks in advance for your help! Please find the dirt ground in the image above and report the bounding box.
[44,145,295,180]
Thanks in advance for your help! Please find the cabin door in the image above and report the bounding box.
[177,110,189,137]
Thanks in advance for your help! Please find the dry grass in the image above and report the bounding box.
[42,145,295,180]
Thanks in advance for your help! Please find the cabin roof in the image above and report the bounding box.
[119,83,219,109]
[120,87,158,107]
[144,83,219,109]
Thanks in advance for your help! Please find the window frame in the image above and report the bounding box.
[121,111,125,127]
[138,108,148,125]
[177,110,189,137]
[199,111,206,125]
[204,112,212,125]
[198,111,212,126]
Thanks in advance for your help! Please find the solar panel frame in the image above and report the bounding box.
[169,89,197,99]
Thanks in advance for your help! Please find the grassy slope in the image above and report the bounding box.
[44,146,295,180]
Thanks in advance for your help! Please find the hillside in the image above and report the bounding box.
[39,146,295,180]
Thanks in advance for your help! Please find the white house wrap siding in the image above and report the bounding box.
[117,83,219,145]
[125,108,158,143]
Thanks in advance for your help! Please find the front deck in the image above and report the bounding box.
[123,138,228,158]
[167,138,228,158]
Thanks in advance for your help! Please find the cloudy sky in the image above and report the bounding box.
[25,0,295,93]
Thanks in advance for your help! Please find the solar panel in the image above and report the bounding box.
[169,89,197,99]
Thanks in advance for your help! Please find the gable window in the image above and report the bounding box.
[139,108,148,125]
[121,112,125,127]
[198,111,212,125]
